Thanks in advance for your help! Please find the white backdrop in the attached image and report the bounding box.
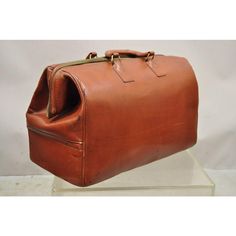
[0,40,235,175]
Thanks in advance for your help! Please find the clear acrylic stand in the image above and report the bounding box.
[51,150,215,196]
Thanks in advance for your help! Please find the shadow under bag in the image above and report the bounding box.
[26,49,198,187]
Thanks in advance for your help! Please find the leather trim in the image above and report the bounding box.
[112,60,135,83]
[146,60,167,77]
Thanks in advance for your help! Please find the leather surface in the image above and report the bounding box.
[26,50,198,187]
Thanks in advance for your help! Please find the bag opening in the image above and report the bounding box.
[48,73,82,118]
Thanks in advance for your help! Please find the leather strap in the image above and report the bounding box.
[146,59,167,78]
[112,59,135,83]
[105,49,154,58]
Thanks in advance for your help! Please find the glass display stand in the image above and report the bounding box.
[51,150,215,196]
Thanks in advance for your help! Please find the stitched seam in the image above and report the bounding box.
[147,57,167,77]
[146,61,160,78]
[28,127,83,152]
[112,66,134,83]
[27,126,82,144]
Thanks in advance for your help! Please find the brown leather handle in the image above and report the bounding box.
[105,49,154,58]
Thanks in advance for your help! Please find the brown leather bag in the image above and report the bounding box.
[26,49,198,187]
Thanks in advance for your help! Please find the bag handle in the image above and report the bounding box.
[105,49,154,58]
[104,49,157,83]
[85,51,97,59]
